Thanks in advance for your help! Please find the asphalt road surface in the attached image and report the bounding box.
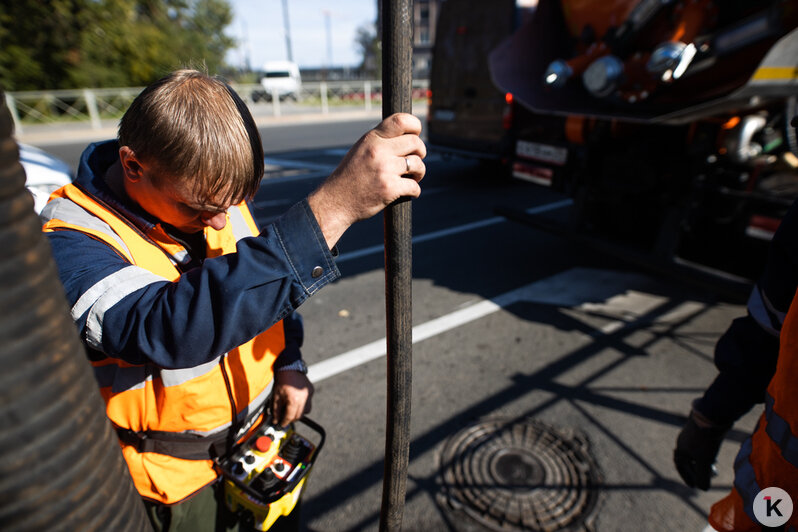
[33,117,759,531]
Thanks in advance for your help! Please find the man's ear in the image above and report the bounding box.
[119,146,144,183]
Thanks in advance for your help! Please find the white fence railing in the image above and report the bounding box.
[6,80,430,134]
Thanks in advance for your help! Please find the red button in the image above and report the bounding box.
[255,436,272,452]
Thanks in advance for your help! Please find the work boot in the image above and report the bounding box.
[673,409,730,490]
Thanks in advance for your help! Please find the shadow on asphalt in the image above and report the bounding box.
[300,288,747,530]
[249,150,748,531]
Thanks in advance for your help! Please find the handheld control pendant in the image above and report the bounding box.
[215,417,325,531]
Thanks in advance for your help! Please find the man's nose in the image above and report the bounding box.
[201,211,227,230]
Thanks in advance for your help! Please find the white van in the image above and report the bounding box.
[260,61,301,101]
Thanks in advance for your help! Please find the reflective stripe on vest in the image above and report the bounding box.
[71,265,166,351]
[91,351,222,394]
[747,284,787,338]
[42,183,283,504]
[763,392,798,469]
[731,436,761,525]
[43,195,133,258]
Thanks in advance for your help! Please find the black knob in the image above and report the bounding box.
[280,436,304,462]
[251,468,279,492]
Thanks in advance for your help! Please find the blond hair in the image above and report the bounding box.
[118,70,264,205]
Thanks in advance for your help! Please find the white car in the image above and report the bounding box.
[260,61,302,101]
[19,143,73,214]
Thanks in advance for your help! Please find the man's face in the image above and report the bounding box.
[120,147,231,233]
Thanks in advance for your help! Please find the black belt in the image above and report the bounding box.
[116,402,269,461]
[116,427,230,461]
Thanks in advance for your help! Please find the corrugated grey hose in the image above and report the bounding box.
[0,95,152,531]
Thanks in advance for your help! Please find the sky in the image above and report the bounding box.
[225,0,377,69]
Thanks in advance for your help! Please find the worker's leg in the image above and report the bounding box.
[143,482,221,531]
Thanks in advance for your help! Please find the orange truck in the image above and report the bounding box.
[429,0,798,290]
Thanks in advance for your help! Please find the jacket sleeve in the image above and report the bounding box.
[47,200,338,369]
[274,311,304,368]
[245,199,305,370]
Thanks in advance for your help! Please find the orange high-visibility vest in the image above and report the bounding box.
[709,287,798,531]
[43,183,285,504]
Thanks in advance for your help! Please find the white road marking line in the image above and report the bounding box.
[336,198,573,262]
[308,293,507,383]
[308,266,705,383]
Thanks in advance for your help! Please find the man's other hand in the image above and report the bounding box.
[308,113,427,249]
[673,409,729,490]
[272,370,314,427]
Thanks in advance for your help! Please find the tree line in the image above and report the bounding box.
[0,0,235,91]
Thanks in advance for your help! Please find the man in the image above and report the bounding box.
[674,200,798,493]
[702,205,798,529]
[673,193,798,530]
[41,70,425,530]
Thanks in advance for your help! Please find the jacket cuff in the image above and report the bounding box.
[274,346,302,369]
[272,199,341,297]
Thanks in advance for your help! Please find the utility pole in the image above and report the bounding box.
[241,20,252,71]
[324,10,333,68]
[282,0,293,62]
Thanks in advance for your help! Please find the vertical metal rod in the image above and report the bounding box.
[271,87,281,117]
[320,81,329,114]
[380,1,413,531]
[84,89,101,130]
[281,0,293,62]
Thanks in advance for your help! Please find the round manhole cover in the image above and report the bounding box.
[437,418,601,531]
